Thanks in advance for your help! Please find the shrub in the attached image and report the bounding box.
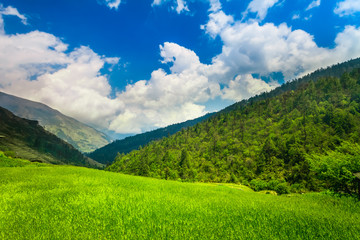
[308,142,360,196]
[250,179,268,191]
[274,182,290,195]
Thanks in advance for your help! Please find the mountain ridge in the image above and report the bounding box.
[0,92,111,153]
[88,113,215,164]
[0,106,102,168]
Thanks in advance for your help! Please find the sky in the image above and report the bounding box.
[0,0,360,138]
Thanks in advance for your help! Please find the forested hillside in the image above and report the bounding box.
[89,113,214,164]
[0,107,102,168]
[107,68,360,194]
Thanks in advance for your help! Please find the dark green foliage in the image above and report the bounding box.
[308,142,360,196]
[0,107,100,167]
[249,179,290,195]
[88,113,214,164]
[107,66,360,193]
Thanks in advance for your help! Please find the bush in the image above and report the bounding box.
[274,183,290,195]
[250,179,290,195]
[308,142,360,195]
[250,179,268,191]
[4,151,16,158]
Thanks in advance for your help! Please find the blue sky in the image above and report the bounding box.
[0,0,360,138]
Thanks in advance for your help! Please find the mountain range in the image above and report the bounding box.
[0,92,111,153]
[0,106,102,168]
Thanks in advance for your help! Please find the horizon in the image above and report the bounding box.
[0,0,360,137]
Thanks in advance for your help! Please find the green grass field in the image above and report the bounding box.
[1,154,360,239]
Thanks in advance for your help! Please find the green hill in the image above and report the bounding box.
[0,92,111,153]
[88,113,214,164]
[107,62,360,194]
[0,107,102,168]
[1,164,359,239]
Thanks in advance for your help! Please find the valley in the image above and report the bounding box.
[1,0,360,237]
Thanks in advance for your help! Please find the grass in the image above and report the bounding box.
[1,162,360,239]
[0,151,49,167]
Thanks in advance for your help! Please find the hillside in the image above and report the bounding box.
[1,165,360,239]
[107,65,360,194]
[0,92,111,153]
[0,107,102,168]
[88,113,214,164]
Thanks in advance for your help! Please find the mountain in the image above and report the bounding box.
[0,107,102,168]
[107,61,360,194]
[0,92,111,153]
[88,113,214,164]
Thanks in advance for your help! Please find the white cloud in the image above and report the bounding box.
[334,0,360,16]
[201,8,360,103]
[103,0,121,10]
[209,0,222,12]
[292,14,300,20]
[333,25,360,57]
[0,7,220,134]
[175,0,189,14]
[0,4,27,34]
[203,10,360,85]
[151,0,189,14]
[0,6,122,131]
[109,42,221,133]
[201,10,234,38]
[0,33,121,129]
[151,0,166,6]
[243,0,279,21]
[306,0,321,11]
[222,74,279,101]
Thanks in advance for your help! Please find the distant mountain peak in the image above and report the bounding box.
[0,92,111,152]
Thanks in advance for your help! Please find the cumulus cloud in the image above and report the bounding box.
[0,23,217,134]
[306,0,321,11]
[222,75,279,102]
[200,5,360,104]
[202,10,234,38]
[0,32,121,129]
[243,0,279,21]
[0,5,220,134]
[334,0,360,16]
[0,6,121,131]
[0,25,218,134]
[109,42,221,133]
[203,9,360,84]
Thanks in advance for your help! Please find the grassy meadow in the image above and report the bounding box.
[1,154,360,239]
